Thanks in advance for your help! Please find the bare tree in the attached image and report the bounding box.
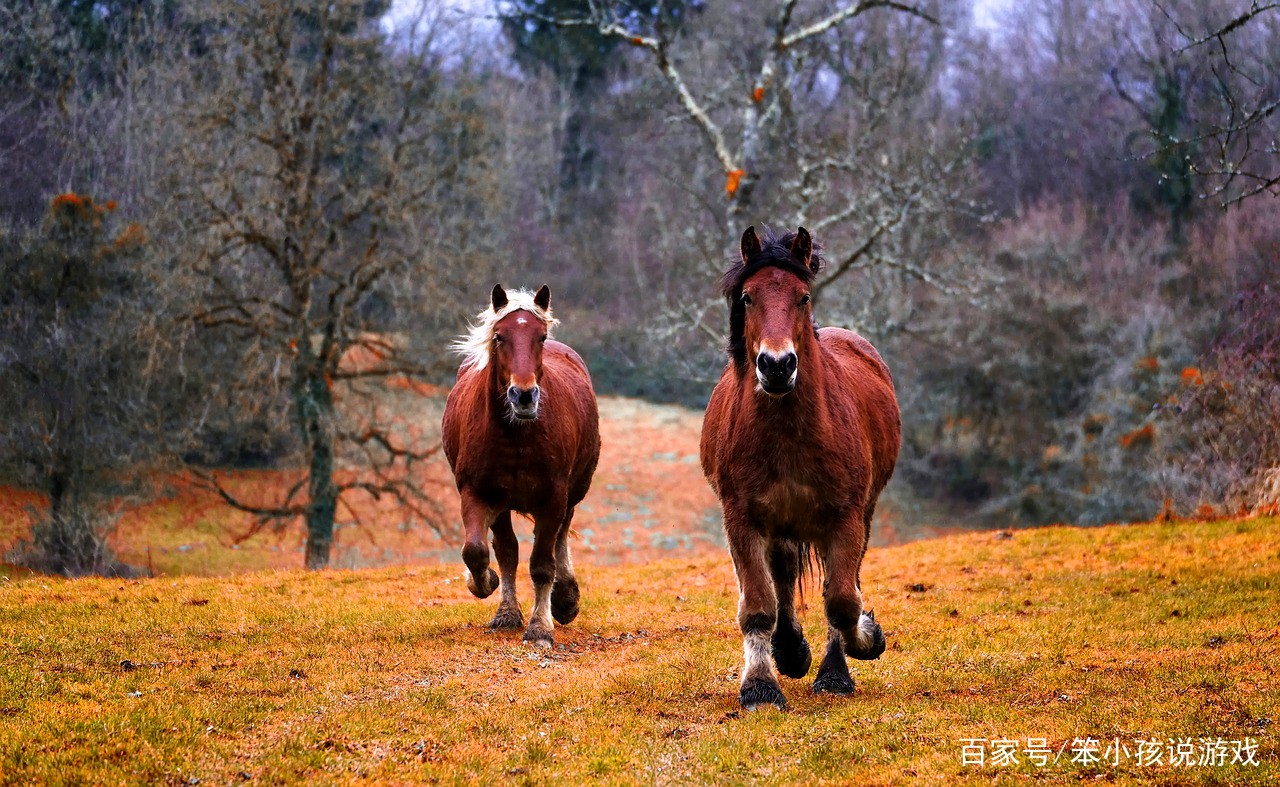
[172,0,503,569]
[1150,0,1280,206]
[500,0,979,390]
[518,2,950,233]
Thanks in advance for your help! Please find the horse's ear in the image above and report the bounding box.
[534,284,551,311]
[491,284,508,311]
[792,227,815,273]
[740,226,761,264]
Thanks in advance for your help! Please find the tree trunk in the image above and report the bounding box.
[297,370,338,571]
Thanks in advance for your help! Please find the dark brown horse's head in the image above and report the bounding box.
[722,226,822,397]
[489,283,553,421]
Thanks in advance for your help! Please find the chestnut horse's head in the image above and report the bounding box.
[721,226,822,397]
[454,283,558,421]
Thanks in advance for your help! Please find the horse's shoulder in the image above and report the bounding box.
[818,327,894,388]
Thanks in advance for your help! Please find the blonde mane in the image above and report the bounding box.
[452,289,559,372]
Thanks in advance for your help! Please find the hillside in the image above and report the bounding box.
[1,517,1275,784]
[1,396,949,577]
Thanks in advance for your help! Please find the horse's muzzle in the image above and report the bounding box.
[756,351,798,396]
[507,384,540,419]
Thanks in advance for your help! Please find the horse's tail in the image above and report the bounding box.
[795,540,822,607]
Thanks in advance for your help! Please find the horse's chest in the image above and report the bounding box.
[752,479,822,526]
[465,442,559,505]
[727,424,853,534]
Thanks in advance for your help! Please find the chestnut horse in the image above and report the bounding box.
[701,226,901,709]
[442,284,601,647]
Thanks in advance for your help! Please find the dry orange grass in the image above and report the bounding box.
[1,517,1275,784]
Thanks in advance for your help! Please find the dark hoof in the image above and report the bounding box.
[551,579,580,625]
[812,670,856,696]
[739,678,788,711]
[488,605,524,631]
[771,627,812,679]
[467,567,499,599]
[522,625,553,649]
[846,610,887,661]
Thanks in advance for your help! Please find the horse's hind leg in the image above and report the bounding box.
[813,623,856,695]
[460,492,499,600]
[769,540,812,679]
[488,511,524,630]
[551,510,580,625]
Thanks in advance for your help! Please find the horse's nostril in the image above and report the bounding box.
[757,354,769,373]
[785,353,797,374]
[518,389,534,406]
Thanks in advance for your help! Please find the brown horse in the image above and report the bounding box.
[701,226,901,709]
[442,284,601,647]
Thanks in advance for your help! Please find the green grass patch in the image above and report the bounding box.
[0,518,1276,784]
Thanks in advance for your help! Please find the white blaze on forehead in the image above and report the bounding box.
[517,317,527,325]
[450,288,559,371]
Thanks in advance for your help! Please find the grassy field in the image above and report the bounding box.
[1,516,1275,785]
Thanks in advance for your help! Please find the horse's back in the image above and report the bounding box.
[819,327,894,390]
[543,340,598,422]
[819,327,901,492]
[540,340,602,498]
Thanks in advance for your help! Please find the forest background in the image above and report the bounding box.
[0,0,1276,575]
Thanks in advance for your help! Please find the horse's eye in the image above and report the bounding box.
[493,334,503,344]
[800,294,811,306]
[539,336,547,343]
[741,292,753,306]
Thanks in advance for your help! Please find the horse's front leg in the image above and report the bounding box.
[724,505,784,710]
[813,518,885,695]
[488,511,524,630]
[522,498,566,648]
[460,490,499,599]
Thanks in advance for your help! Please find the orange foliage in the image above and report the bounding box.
[630,36,644,45]
[385,376,446,397]
[752,86,765,103]
[338,334,396,374]
[51,192,84,209]
[105,200,117,211]
[1181,366,1204,385]
[1134,356,1158,372]
[113,223,146,248]
[725,169,745,197]
[1119,423,1155,449]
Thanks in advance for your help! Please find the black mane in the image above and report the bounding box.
[720,226,824,369]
